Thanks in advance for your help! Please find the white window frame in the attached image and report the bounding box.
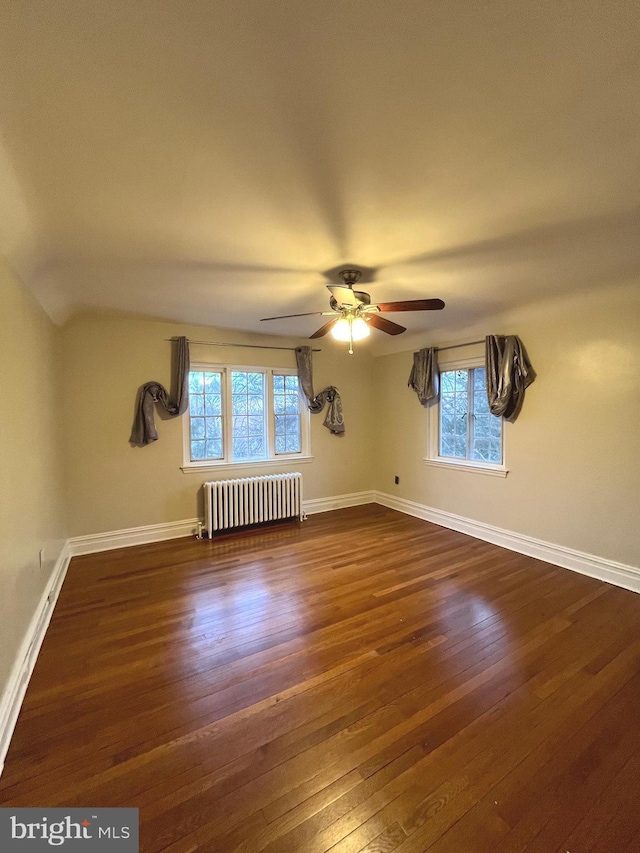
[424,356,508,477]
[182,363,312,473]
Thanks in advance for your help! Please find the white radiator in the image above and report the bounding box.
[203,473,303,537]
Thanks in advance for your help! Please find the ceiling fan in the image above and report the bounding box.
[261,269,445,353]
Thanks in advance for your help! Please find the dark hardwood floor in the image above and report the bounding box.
[2,505,640,852]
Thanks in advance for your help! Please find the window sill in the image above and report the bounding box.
[423,457,508,478]
[182,455,314,474]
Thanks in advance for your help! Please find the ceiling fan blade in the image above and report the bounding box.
[327,285,358,307]
[374,299,445,312]
[366,314,406,336]
[260,311,324,321]
[310,318,340,339]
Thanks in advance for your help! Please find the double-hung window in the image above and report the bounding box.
[426,357,507,476]
[183,365,310,470]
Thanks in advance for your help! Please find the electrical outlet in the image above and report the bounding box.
[394,476,400,485]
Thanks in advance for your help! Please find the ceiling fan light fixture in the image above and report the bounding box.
[351,317,370,340]
[330,316,370,341]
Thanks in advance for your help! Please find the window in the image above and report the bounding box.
[273,373,303,454]
[426,358,506,476]
[183,365,310,470]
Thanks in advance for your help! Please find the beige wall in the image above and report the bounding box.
[0,260,66,691]
[60,313,376,537]
[373,281,640,567]
[59,284,640,567]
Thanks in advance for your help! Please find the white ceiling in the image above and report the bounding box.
[1,0,639,352]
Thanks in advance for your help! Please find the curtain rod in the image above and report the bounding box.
[166,338,321,353]
[436,339,484,353]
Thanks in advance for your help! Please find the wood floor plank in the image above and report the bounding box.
[1,504,639,853]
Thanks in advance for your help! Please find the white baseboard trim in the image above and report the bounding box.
[374,491,640,594]
[303,491,376,516]
[68,518,201,556]
[67,494,379,556]
[0,544,71,778]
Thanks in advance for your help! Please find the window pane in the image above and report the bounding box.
[233,415,248,434]
[231,372,247,393]
[249,436,264,456]
[284,394,299,413]
[472,369,489,416]
[205,417,222,439]
[205,439,223,459]
[440,371,454,393]
[231,371,266,459]
[205,373,221,393]
[205,394,222,415]
[454,369,467,392]
[471,368,502,463]
[439,369,468,459]
[189,370,224,460]
[234,438,249,458]
[283,415,298,433]
[189,372,204,394]
[273,374,301,455]
[248,372,264,394]
[190,417,205,440]
[232,394,247,414]
[474,367,486,392]
[189,394,204,416]
[191,440,206,460]
[285,432,301,453]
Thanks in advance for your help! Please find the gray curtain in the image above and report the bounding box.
[485,335,536,421]
[295,346,345,434]
[130,336,190,445]
[408,347,439,406]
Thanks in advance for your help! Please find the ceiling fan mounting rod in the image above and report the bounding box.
[338,269,362,287]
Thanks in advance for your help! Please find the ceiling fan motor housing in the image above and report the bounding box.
[329,292,371,311]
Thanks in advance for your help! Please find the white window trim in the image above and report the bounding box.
[182,362,311,473]
[182,456,315,474]
[424,355,508,477]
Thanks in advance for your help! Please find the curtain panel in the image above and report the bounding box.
[295,346,345,434]
[485,334,536,421]
[408,347,440,406]
[130,336,190,445]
